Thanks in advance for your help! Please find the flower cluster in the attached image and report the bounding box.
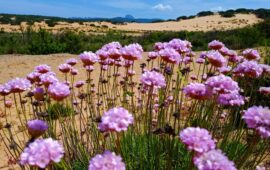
[183,83,212,100]
[193,150,237,170]
[206,50,227,67]
[27,119,48,138]
[179,127,216,153]
[233,60,263,78]
[7,78,31,93]
[140,70,166,89]
[20,138,64,168]
[242,106,270,138]
[98,107,134,132]
[48,82,70,101]
[88,151,125,170]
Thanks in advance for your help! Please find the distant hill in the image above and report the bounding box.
[0,13,162,26]
[176,8,270,21]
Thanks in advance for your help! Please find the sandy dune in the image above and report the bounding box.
[0,14,262,34]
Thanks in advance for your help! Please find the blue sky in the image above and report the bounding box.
[0,0,269,19]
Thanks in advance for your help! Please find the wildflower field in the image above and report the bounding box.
[0,39,269,170]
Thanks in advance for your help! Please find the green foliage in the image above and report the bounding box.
[120,132,192,170]
[197,11,214,17]
[47,103,74,120]
[0,20,270,54]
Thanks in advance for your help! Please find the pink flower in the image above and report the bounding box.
[259,87,270,95]
[242,49,260,60]
[33,87,45,101]
[228,55,243,63]
[148,51,159,59]
[85,65,95,72]
[71,68,78,75]
[179,127,216,153]
[98,107,134,132]
[121,43,143,61]
[4,100,12,108]
[48,82,70,101]
[7,78,31,93]
[88,151,125,170]
[96,49,109,60]
[102,42,122,50]
[168,39,191,53]
[27,72,41,83]
[206,51,227,67]
[218,66,231,74]
[27,119,48,138]
[218,47,229,56]
[183,83,212,100]
[40,72,58,87]
[159,48,182,64]
[208,40,224,50]
[205,74,240,94]
[66,58,78,66]
[193,150,237,170]
[233,60,263,78]
[0,83,11,96]
[242,106,270,138]
[58,63,72,73]
[79,51,99,65]
[35,64,51,74]
[75,80,85,88]
[217,92,245,106]
[20,138,64,169]
[154,42,168,51]
[260,64,270,75]
[195,58,205,64]
[140,71,166,89]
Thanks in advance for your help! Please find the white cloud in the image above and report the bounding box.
[152,3,172,11]
[210,6,223,12]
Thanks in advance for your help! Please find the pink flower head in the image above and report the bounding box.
[260,64,270,75]
[96,49,109,60]
[218,47,229,56]
[98,107,134,132]
[233,60,263,78]
[159,48,182,64]
[108,47,122,60]
[208,40,224,50]
[7,78,31,93]
[75,80,85,88]
[71,68,78,75]
[154,42,168,51]
[0,83,11,96]
[259,87,270,95]
[183,83,212,100]
[88,151,125,170]
[20,138,64,169]
[102,42,122,50]
[193,150,237,170]
[35,64,51,74]
[218,66,232,74]
[206,51,227,67]
[243,106,270,138]
[217,92,245,106]
[58,63,72,73]
[140,71,166,89]
[27,119,48,138]
[242,49,260,60]
[205,74,240,94]
[79,51,99,65]
[196,58,205,64]
[4,100,12,108]
[27,72,41,84]
[48,82,70,101]
[66,58,78,66]
[148,51,159,60]
[121,43,143,61]
[179,127,216,153]
[40,72,58,87]
[228,55,243,63]
[168,39,191,53]
[33,87,45,101]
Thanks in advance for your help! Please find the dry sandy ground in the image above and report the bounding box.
[0,14,262,33]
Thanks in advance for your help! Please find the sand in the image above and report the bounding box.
[0,14,262,34]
